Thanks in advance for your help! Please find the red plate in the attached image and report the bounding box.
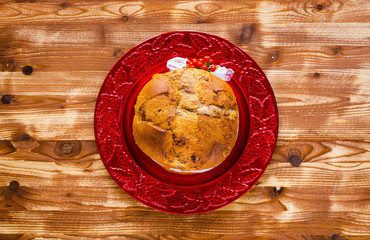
[94,31,278,214]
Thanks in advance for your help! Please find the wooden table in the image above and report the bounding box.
[1,0,369,239]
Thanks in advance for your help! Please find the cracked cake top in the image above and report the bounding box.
[133,68,239,173]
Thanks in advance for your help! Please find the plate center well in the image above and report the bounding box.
[121,61,250,187]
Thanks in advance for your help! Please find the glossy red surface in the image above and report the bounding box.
[94,31,278,214]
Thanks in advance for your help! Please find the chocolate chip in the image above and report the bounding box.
[175,138,185,146]
[173,134,186,146]
[22,65,33,75]
[191,154,196,163]
[138,106,146,120]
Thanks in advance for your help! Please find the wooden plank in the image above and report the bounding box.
[0,0,369,238]
[0,140,369,210]
[1,69,368,141]
[1,139,369,166]
[1,148,369,189]
[0,0,368,26]
[0,234,367,240]
[0,209,369,237]
[0,139,369,213]
[1,168,369,212]
[1,45,369,72]
[1,151,370,239]
[1,23,369,51]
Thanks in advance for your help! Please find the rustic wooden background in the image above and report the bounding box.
[0,0,369,239]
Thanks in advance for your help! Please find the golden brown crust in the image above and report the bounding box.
[133,68,239,173]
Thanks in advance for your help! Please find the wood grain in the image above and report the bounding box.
[0,0,368,25]
[1,139,369,238]
[1,69,368,141]
[0,0,369,239]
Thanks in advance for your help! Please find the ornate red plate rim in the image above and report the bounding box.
[94,31,279,215]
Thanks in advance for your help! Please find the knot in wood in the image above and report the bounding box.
[313,72,320,78]
[1,94,12,104]
[55,140,82,157]
[195,3,221,14]
[60,2,69,8]
[8,181,19,192]
[268,52,279,63]
[309,0,342,14]
[335,46,342,53]
[2,58,15,71]
[272,186,282,198]
[240,24,254,44]
[18,133,32,141]
[113,48,123,57]
[62,142,74,155]
[120,16,129,22]
[288,148,302,167]
[22,65,33,75]
[331,234,342,240]
[289,155,302,167]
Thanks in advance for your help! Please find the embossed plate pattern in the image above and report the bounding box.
[94,31,278,214]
